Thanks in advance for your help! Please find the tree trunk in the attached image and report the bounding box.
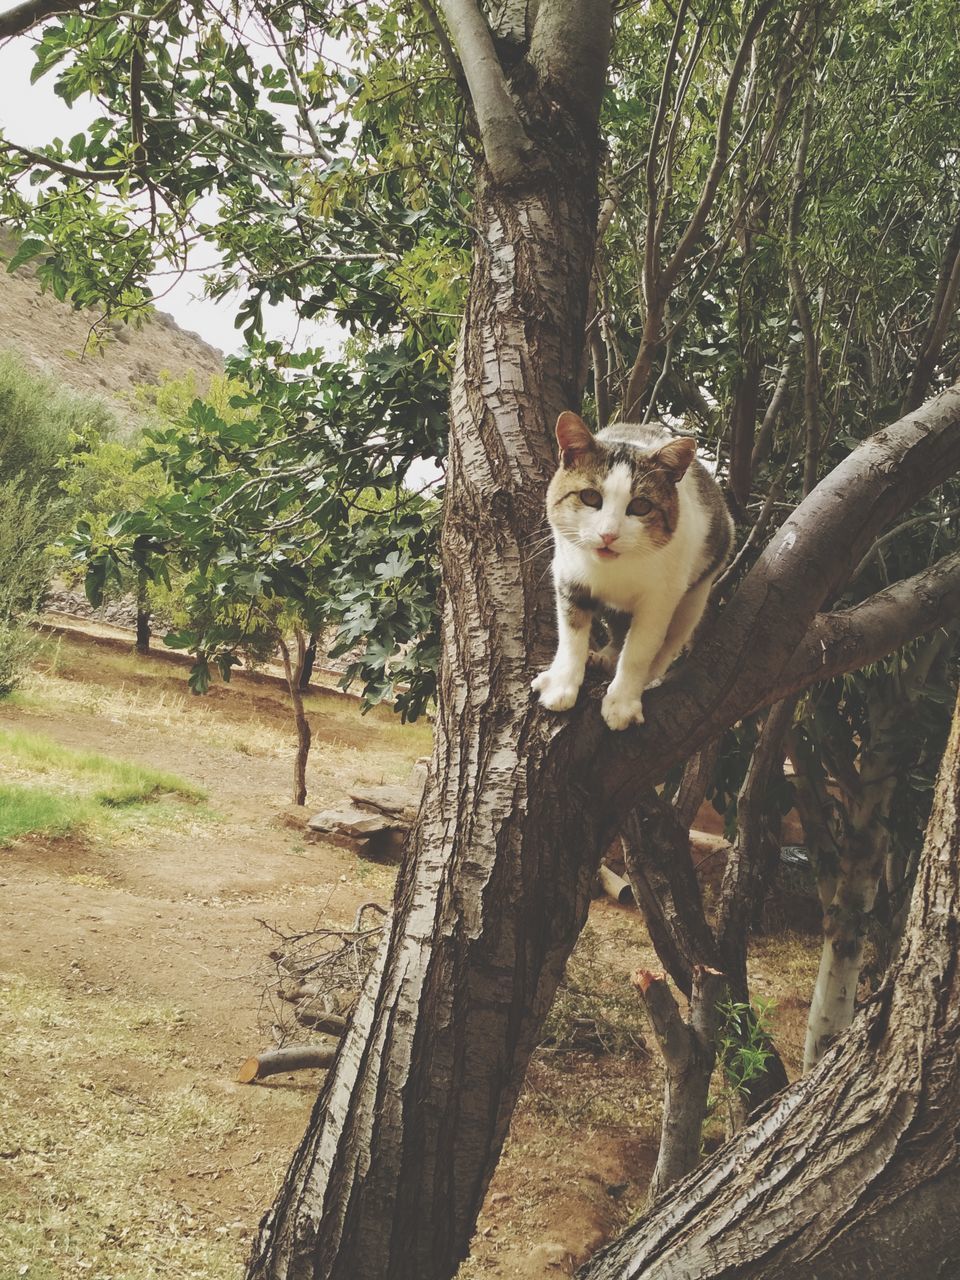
[803,828,883,1070]
[298,632,318,691]
[578,688,960,1280]
[245,20,613,1274]
[789,722,881,1073]
[135,569,150,654]
[278,630,312,807]
[637,966,727,1202]
[239,1,960,1267]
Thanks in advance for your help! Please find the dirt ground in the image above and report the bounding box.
[0,628,820,1279]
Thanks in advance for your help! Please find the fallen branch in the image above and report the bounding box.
[238,1043,338,1083]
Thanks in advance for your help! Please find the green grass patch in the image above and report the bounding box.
[0,725,203,805]
[0,727,207,845]
[0,782,90,844]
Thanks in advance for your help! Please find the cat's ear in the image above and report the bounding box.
[556,411,595,467]
[655,436,696,482]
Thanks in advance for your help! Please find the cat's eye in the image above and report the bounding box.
[627,496,652,517]
[578,488,602,508]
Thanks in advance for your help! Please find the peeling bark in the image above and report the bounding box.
[245,23,612,1273]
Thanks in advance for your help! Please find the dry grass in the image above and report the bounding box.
[15,634,432,792]
[0,973,247,1280]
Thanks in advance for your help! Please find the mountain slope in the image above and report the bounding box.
[0,229,223,423]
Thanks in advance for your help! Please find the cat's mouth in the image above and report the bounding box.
[595,546,620,559]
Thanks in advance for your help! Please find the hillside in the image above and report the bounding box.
[0,228,223,422]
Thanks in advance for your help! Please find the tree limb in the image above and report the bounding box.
[436,0,530,184]
[779,551,960,696]
[0,138,116,182]
[415,0,468,94]
[528,0,613,121]
[660,0,777,293]
[597,382,960,819]
[0,0,85,38]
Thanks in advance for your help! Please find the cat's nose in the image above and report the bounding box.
[600,532,619,546]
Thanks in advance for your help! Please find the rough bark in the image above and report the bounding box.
[635,966,727,1202]
[579,689,960,1280]
[245,11,613,1275]
[278,630,312,807]
[242,1,960,1269]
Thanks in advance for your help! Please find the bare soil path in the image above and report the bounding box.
[0,630,818,1279]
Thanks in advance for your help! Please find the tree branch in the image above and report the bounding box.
[528,0,613,121]
[0,0,85,38]
[0,138,116,181]
[436,0,530,184]
[779,551,960,695]
[595,382,960,820]
[660,0,776,292]
[415,0,468,94]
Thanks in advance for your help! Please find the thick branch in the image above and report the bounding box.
[436,0,530,183]
[528,0,612,120]
[579,689,960,1280]
[779,550,960,695]
[0,0,84,37]
[597,382,960,819]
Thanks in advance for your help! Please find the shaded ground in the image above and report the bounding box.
[0,630,819,1278]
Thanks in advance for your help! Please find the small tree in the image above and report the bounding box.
[71,346,442,802]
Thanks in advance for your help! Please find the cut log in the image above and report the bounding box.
[293,1010,349,1037]
[237,1043,338,1083]
[598,864,634,905]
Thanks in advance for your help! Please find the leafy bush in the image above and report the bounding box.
[0,350,119,498]
[0,478,63,695]
[0,621,38,697]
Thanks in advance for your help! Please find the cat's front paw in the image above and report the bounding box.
[601,684,645,731]
[532,667,582,712]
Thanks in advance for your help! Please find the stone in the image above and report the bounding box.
[307,807,398,837]
[348,784,420,822]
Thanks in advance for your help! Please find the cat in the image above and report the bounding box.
[532,410,734,730]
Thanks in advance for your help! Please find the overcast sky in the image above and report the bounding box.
[0,35,343,359]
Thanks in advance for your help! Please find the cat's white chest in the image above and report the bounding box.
[557,537,691,613]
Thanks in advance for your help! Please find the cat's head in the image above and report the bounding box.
[546,411,696,561]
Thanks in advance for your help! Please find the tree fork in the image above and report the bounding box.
[245,12,614,1271]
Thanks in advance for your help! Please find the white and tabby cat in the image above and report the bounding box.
[532,411,733,730]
